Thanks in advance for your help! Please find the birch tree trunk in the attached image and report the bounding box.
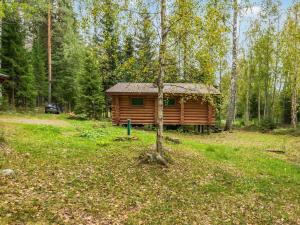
[271,15,280,119]
[156,0,166,155]
[258,85,261,123]
[245,62,250,126]
[224,0,238,131]
[291,7,298,129]
[291,75,298,129]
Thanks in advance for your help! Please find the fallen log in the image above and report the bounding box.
[265,149,285,154]
[165,136,181,144]
[113,136,138,141]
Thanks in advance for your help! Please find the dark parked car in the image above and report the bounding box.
[45,103,62,114]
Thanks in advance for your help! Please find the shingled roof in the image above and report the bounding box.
[106,83,220,95]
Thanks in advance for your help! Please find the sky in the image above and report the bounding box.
[239,0,294,47]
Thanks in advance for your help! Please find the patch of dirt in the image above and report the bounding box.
[0,117,69,127]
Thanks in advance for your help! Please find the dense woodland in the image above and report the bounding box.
[0,0,299,128]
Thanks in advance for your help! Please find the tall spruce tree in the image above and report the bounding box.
[118,34,137,82]
[76,48,104,119]
[32,27,47,106]
[1,7,29,108]
[135,7,157,82]
[18,63,37,108]
[96,0,120,116]
[52,0,83,111]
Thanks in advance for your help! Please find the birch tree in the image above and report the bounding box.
[225,0,238,131]
[156,0,166,157]
[282,3,300,128]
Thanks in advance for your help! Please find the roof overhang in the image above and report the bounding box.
[106,83,220,96]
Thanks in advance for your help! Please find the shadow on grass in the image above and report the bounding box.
[272,128,300,136]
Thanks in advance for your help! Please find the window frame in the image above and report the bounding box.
[131,97,144,107]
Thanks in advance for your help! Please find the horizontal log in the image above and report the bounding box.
[184,117,210,120]
[120,111,155,114]
[164,109,180,112]
[120,121,155,123]
[184,119,210,122]
[184,107,207,111]
[184,115,209,118]
[184,109,208,112]
[120,107,155,110]
[184,112,207,114]
[163,118,181,120]
[119,114,154,117]
[119,118,155,121]
[184,116,208,119]
[119,104,154,106]
[120,115,154,118]
[120,113,155,116]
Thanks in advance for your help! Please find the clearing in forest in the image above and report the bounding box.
[0,114,300,224]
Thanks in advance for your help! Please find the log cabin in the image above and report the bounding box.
[106,83,220,126]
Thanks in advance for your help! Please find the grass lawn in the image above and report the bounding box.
[0,113,300,224]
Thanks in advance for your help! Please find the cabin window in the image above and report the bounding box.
[131,98,144,106]
[164,98,176,106]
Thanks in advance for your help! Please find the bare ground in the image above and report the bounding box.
[0,117,69,127]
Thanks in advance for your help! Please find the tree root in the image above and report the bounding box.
[165,136,181,144]
[139,152,168,166]
[138,147,173,167]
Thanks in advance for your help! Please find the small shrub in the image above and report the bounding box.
[206,146,215,152]
[67,112,88,121]
[79,129,105,138]
[260,118,277,130]
[96,140,111,147]
[0,130,5,143]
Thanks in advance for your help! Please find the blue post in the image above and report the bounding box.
[127,119,131,136]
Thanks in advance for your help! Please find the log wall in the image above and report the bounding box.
[111,95,215,125]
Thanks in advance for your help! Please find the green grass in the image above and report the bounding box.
[0,113,300,224]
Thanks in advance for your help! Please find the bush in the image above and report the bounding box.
[67,112,88,121]
[79,129,105,138]
[0,130,5,143]
[260,118,277,130]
